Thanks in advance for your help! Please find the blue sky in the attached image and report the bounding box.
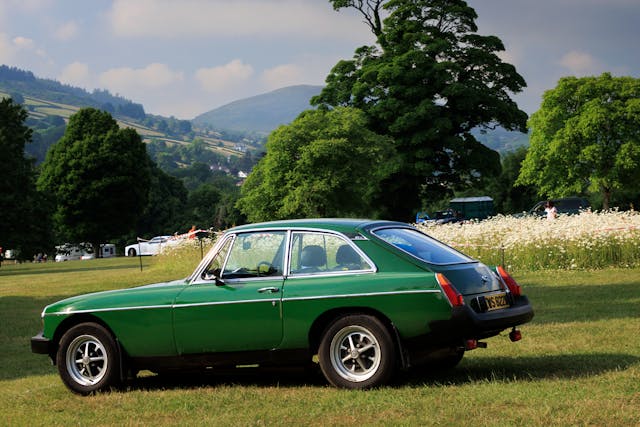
[1,0,638,119]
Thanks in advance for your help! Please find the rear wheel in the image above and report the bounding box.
[56,322,121,395]
[318,314,396,389]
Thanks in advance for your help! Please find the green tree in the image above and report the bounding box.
[477,147,537,214]
[135,163,188,237]
[237,107,396,222]
[38,108,151,254]
[517,73,640,209]
[0,97,53,260]
[185,183,221,229]
[314,0,527,219]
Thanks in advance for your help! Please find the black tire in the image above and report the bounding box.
[56,322,121,395]
[318,314,396,389]
[127,248,136,257]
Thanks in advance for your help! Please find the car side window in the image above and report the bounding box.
[289,232,372,275]
[221,231,286,279]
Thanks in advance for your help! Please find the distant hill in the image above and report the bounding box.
[0,65,146,119]
[472,126,530,153]
[192,85,323,134]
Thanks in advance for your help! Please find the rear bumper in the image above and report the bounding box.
[31,331,52,355]
[428,296,534,342]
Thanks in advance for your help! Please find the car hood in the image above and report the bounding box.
[42,279,188,316]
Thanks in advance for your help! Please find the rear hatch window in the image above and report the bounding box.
[372,227,472,264]
[372,227,502,295]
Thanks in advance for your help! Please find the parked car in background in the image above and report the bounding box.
[80,244,117,260]
[32,219,534,394]
[125,236,176,257]
[528,197,590,216]
[3,249,17,260]
[54,244,85,262]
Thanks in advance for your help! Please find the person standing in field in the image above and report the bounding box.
[545,200,558,220]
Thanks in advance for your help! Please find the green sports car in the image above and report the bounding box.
[31,219,534,394]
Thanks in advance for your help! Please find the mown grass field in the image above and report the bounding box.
[1,257,639,426]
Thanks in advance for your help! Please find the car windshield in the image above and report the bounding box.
[373,227,473,264]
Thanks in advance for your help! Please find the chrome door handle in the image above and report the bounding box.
[258,287,280,294]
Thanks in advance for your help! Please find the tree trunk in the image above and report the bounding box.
[602,188,611,211]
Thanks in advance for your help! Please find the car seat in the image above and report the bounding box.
[298,245,327,273]
[334,245,362,271]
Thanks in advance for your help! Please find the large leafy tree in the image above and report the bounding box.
[517,73,640,209]
[0,97,53,260]
[134,163,188,238]
[314,0,527,219]
[237,107,396,222]
[38,108,151,253]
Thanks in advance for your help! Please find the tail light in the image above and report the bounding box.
[436,273,465,307]
[496,265,522,297]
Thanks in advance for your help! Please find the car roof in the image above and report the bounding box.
[227,218,409,234]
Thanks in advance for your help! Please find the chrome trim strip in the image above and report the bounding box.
[283,289,440,302]
[44,304,171,316]
[43,288,440,316]
[173,298,276,309]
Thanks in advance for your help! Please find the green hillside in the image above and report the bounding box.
[0,65,251,166]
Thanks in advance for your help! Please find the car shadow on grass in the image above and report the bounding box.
[123,352,638,392]
[400,353,639,386]
[127,366,327,391]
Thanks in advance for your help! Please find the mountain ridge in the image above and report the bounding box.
[193,85,323,134]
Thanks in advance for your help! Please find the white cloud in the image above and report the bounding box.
[261,64,303,90]
[59,62,91,88]
[99,63,184,92]
[558,51,602,75]
[55,21,79,41]
[195,60,254,93]
[108,0,371,42]
[12,36,34,50]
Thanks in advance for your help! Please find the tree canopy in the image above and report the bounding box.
[38,108,151,252]
[237,107,396,222]
[314,0,527,219]
[0,97,53,259]
[517,73,640,209]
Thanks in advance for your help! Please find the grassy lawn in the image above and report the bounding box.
[1,259,638,426]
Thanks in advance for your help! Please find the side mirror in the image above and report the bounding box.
[202,268,225,286]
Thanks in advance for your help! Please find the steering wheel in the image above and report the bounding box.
[257,261,273,276]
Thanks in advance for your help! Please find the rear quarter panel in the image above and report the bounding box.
[280,271,452,348]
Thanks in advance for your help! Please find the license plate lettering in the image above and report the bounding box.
[485,293,509,311]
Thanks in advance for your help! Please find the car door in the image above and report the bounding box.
[173,231,287,355]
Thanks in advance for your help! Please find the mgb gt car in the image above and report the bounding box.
[32,219,533,394]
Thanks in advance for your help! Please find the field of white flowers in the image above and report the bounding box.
[418,210,640,271]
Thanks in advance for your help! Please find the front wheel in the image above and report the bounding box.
[127,248,136,257]
[318,314,396,389]
[56,322,121,395]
